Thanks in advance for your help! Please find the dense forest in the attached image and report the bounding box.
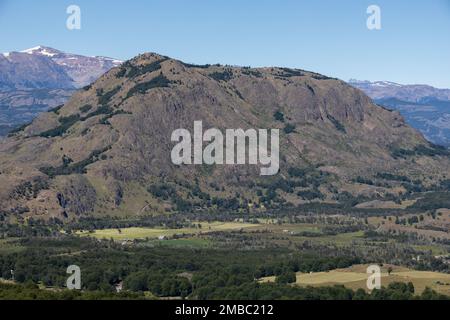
[0,236,448,300]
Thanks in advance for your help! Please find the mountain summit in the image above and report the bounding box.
[0,53,448,222]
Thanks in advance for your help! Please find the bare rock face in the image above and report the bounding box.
[0,53,449,222]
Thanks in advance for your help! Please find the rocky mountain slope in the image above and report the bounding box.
[0,53,449,222]
[0,46,122,136]
[349,80,450,147]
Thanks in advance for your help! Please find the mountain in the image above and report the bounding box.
[349,80,450,147]
[0,53,449,222]
[348,80,450,102]
[0,46,122,136]
[0,50,74,90]
[17,46,123,88]
[0,89,74,136]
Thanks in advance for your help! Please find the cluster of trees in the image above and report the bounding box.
[209,69,234,82]
[124,271,191,297]
[116,58,168,79]
[126,74,171,99]
[0,282,143,300]
[11,177,49,201]
[194,281,447,300]
[39,114,80,138]
[0,236,361,298]
[410,192,450,211]
[38,88,127,139]
[278,68,305,78]
[40,146,111,178]
[391,144,449,159]
[1,280,446,300]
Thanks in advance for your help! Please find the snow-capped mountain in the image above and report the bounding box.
[0,46,122,136]
[0,49,74,90]
[349,79,450,147]
[348,79,450,102]
[2,46,122,88]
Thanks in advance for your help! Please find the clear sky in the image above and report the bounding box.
[1,0,449,88]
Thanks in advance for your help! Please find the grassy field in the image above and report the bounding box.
[76,221,259,241]
[260,264,450,295]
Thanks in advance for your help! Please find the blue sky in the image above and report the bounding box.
[1,0,450,88]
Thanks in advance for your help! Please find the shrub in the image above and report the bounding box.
[79,105,93,113]
[274,111,285,122]
[283,124,296,134]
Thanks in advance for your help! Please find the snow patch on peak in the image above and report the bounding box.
[21,46,43,53]
[349,79,404,88]
[375,81,402,87]
[20,46,59,57]
[95,56,123,65]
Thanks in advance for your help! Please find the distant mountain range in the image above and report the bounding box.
[0,46,122,136]
[349,80,450,147]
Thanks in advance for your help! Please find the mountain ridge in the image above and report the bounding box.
[0,52,449,222]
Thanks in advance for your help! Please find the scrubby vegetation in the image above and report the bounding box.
[40,147,110,178]
[126,74,171,98]
[98,86,121,106]
[117,58,167,79]
[39,114,81,138]
[327,114,346,133]
[7,122,32,136]
[279,68,305,78]
[79,104,92,113]
[241,68,263,78]
[209,69,234,82]
[391,144,450,159]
